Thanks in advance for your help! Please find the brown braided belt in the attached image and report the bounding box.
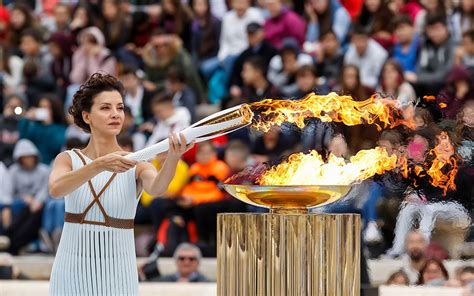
[64,212,134,229]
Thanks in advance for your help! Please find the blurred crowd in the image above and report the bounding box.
[0,0,472,289]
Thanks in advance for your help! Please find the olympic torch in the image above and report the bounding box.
[126,104,253,161]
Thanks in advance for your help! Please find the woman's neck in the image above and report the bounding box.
[82,134,122,159]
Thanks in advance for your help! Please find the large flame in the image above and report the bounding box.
[257,147,397,186]
[248,92,415,132]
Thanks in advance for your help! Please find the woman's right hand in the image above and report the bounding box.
[94,151,138,173]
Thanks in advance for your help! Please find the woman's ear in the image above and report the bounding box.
[82,111,91,125]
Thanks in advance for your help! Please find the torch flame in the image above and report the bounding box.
[257,147,397,186]
[248,92,415,132]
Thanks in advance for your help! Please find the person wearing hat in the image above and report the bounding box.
[267,37,314,97]
[229,21,278,96]
[3,139,49,255]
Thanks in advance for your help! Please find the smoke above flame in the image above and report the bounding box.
[248,92,415,132]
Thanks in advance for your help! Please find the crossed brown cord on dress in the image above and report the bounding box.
[63,149,134,229]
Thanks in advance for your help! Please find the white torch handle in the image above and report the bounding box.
[125,109,247,162]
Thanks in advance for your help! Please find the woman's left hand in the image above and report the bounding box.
[167,133,194,160]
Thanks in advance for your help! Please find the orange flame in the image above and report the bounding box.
[257,147,397,186]
[393,132,457,195]
[424,95,436,101]
[248,92,415,132]
[439,103,447,109]
[426,132,457,195]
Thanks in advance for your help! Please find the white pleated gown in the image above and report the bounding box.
[50,150,140,295]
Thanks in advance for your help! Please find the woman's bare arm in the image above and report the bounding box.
[137,133,193,197]
[49,151,137,198]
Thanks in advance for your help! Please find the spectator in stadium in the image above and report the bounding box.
[142,29,205,101]
[99,0,131,53]
[399,230,428,284]
[314,30,344,89]
[459,266,474,288]
[450,0,473,43]
[414,0,447,35]
[408,13,455,96]
[153,243,209,282]
[138,152,189,234]
[454,30,474,73]
[377,59,416,104]
[391,14,419,74]
[417,258,449,286]
[191,0,221,80]
[145,92,191,147]
[252,125,299,164]
[356,0,395,49]
[387,0,423,23]
[335,64,369,100]
[5,139,49,255]
[119,107,146,151]
[69,26,117,85]
[385,270,410,286]
[6,4,37,52]
[456,100,474,163]
[438,65,473,120]
[0,94,24,167]
[19,94,67,165]
[413,108,435,130]
[0,161,12,237]
[165,66,197,123]
[304,0,351,45]
[180,141,231,247]
[47,31,74,98]
[344,25,388,89]
[119,66,155,126]
[0,6,9,44]
[0,47,24,95]
[51,4,70,33]
[69,4,95,42]
[294,64,328,98]
[224,140,252,176]
[268,37,314,97]
[218,0,264,75]
[229,22,278,92]
[263,0,306,49]
[240,56,279,102]
[19,28,53,84]
[158,0,194,52]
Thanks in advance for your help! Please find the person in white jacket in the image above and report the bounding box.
[344,25,388,89]
[146,92,191,147]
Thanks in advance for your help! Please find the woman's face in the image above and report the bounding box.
[343,67,358,90]
[103,0,119,21]
[11,9,26,29]
[152,35,171,56]
[193,0,208,17]
[311,0,329,14]
[422,262,445,284]
[38,98,53,122]
[84,91,125,136]
[462,0,473,12]
[365,0,381,13]
[163,0,176,14]
[383,63,400,89]
[73,7,88,25]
